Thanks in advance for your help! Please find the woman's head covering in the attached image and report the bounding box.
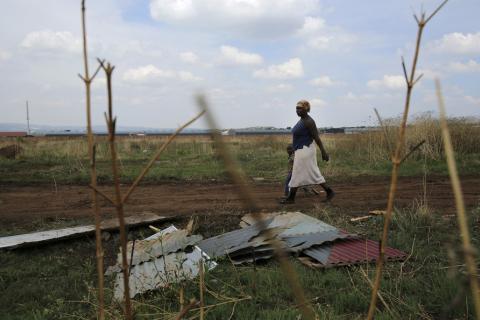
[296,100,311,112]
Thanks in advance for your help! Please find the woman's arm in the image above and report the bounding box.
[303,117,329,161]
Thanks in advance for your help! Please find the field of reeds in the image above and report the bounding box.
[1,115,479,185]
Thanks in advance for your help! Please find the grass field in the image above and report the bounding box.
[1,116,479,319]
[1,117,480,185]
[0,207,478,319]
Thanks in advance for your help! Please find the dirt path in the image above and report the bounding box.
[1,175,479,225]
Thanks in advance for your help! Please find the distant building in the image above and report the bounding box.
[0,131,28,137]
[221,129,236,136]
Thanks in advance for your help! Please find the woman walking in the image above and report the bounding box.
[280,100,335,204]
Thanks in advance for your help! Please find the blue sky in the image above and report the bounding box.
[1,0,479,129]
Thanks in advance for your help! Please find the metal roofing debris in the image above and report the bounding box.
[200,211,407,267]
[0,212,171,250]
[108,225,216,300]
[303,237,407,268]
[283,230,354,253]
[197,217,274,258]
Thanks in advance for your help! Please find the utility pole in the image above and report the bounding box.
[26,100,31,135]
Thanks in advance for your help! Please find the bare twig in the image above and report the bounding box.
[196,94,316,320]
[400,139,426,164]
[359,267,394,317]
[199,259,205,320]
[366,2,449,319]
[373,108,393,157]
[100,61,133,320]
[90,60,104,82]
[425,0,449,24]
[436,79,480,320]
[401,57,409,84]
[88,184,116,206]
[128,239,136,276]
[412,73,424,87]
[174,299,199,320]
[122,110,205,204]
[80,1,104,318]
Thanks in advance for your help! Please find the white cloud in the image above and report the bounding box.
[21,30,82,53]
[220,45,263,65]
[448,60,480,73]
[150,0,318,38]
[297,16,326,35]
[178,71,202,81]
[180,51,199,64]
[253,58,303,79]
[367,75,405,90]
[122,64,201,82]
[429,32,480,55]
[465,95,480,105]
[267,83,293,92]
[310,76,339,87]
[416,68,442,80]
[150,0,196,20]
[0,49,11,61]
[296,16,356,51]
[310,98,326,107]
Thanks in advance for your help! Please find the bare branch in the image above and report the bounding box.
[425,0,449,24]
[175,299,199,320]
[436,79,480,319]
[400,139,425,164]
[80,0,105,318]
[88,184,116,206]
[412,73,424,87]
[78,74,87,83]
[373,108,393,157]
[401,57,409,84]
[413,14,420,25]
[122,109,206,204]
[367,2,448,318]
[90,60,105,82]
[101,61,132,319]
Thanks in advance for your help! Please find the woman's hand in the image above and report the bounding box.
[322,152,329,162]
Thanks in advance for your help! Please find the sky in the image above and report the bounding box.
[1,0,479,129]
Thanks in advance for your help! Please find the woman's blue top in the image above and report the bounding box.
[292,119,313,150]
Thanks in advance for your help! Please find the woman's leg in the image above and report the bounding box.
[319,183,335,201]
[284,172,292,197]
[280,187,297,204]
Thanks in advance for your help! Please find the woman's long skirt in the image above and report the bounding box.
[288,143,325,188]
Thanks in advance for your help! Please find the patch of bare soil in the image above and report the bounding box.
[0,176,479,227]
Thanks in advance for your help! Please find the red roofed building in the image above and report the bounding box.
[0,132,28,137]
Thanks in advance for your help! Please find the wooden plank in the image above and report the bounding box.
[0,212,172,250]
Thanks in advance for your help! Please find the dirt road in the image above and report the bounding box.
[1,175,479,226]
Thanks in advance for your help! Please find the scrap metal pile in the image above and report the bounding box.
[198,212,406,267]
[107,211,406,300]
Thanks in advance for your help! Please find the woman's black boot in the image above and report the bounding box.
[280,187,297,204]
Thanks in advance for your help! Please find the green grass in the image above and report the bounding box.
[1,135,480,185]
[1,207,478,319]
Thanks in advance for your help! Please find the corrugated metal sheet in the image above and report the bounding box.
[198,217,274,257]
[303,237,407,267]
[0,213,171,250]
[115,230,202,266]
[109,225,215,300]
[283,230,354,253]
[200,212,407,268]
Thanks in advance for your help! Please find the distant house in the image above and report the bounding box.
[221,129,236,136]
[0,131,28,137]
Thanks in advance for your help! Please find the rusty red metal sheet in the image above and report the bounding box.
[303,236,407,267]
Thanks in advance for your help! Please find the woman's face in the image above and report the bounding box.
[296,106,307,117]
